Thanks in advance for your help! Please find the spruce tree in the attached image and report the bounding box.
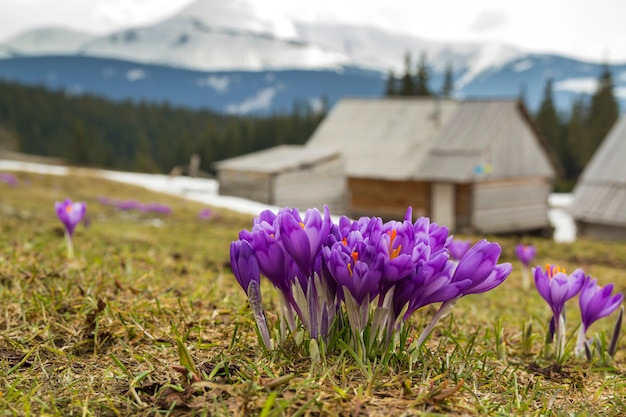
[441,62,454,97]
[534,77,562,156]
[565,96,590,178]
[414,53,431,96]
[384,69,397,96]
[399,53,414,96]
[587,64,619,159]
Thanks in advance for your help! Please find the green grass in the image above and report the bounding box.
[1,169,625,416]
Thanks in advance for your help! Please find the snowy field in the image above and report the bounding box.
[0,159,576,243]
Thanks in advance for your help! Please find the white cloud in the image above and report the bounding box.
[467,9,507,34]
[554,77,597,94]
[126,68,146,81]
[226,87,279,114]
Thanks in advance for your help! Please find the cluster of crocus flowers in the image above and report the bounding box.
[97,197,172,215]
[0,172,18,186]
[231,205,512,361]
[534,264,623,363]
[55,198,87,259]
[515,243,536,290]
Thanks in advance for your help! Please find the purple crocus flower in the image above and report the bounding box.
[376,209,419,282]
[0,173,17,186]
[323,238,384,306]
[230,239,261,293]
[534,265,585,321]
[55,198,86,237]
[55,198,86,259]
[515,244,536,266]
[453,240,512,296]
[534,264,585,361]
[415,239,511,348]
[394,252,467,320]
[198,208,213,220]
[229,239,272,349]
[574,275,624,358]
[448,239,471,261]
[579,277,623,334]
[278,206,331,277]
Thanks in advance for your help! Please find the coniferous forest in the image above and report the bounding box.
[0,80,325,175]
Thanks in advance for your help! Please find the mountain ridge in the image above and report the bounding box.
[0,0,624,116]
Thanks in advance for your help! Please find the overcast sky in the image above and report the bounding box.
[2,0,626,63]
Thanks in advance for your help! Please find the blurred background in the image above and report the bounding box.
[0,0,624,194]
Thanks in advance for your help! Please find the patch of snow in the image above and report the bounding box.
[512,59,533,72]
[196,75,230,92]
[614,87,626,99]
[554,77,597,94]
[126,68,147,81]
[175,0,298,40]
[1,27,93,55]
[225,86,280,114]
[0,160,68,176]
[548,193,576,243]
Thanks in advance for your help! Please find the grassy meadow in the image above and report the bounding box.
[1,169,626,416]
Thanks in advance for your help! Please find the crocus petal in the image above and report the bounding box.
[579,277,624,331]
[230,240,260,293]
[464,263,513,295]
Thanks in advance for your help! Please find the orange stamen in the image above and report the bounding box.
[347,251,359,276]
[387,229,401,258]
[342,237,348,246]
[545,264,566,278]
[66,205,73,213]
[390,244,402,259]
[299,222,305,229]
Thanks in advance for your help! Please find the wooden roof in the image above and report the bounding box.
[214,98,558,183]
[571,115,626,225]
[305,98,557,181]
[213,144,340,174]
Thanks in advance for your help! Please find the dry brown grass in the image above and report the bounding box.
[1,169,625,416]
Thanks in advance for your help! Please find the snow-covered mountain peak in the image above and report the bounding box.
[1,27,94,56]
[171,0,298,40]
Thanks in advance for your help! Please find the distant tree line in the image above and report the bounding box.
[384,52,620,191]
[532,65,619,191]
[0,80,325,174]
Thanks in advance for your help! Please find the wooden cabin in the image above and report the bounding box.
[215,98,558,234]
[215,145,347,213]
[570,115,626,240]
[304,98,558,233]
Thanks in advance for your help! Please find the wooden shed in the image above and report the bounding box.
[305,98,558,233]
[214,145,347,213]
[570,115,626,240]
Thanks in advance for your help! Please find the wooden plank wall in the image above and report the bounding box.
[349,178,430,220]
[577,221,626,241]
[274,157,347,214]
[472,177,551,233]
[217,169,271,204]
[455,183,472,232]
